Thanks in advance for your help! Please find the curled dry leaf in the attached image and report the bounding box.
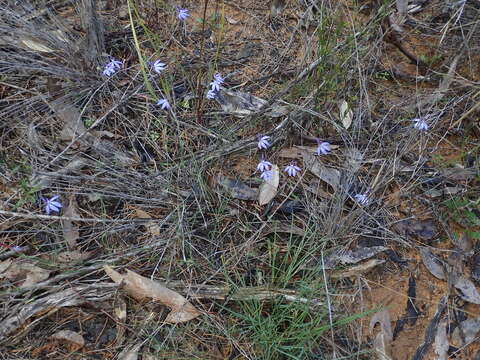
[263,222,305,236]
[114,297,127,346]
[0,259,50,288]
[0,258,13,273]
[339,100,353,129]
[216,175,258,201]
[258,164,279,205]
[118,342,142,360]
[302,151,341,191]
[55,250,94,265]
[453,276,480,304]
[50,330,85,348]
[330,259,385,279]
[63,194,81,249]
[393,219,437,241]
[104,266,201,323]
[216,88,288,118]
[451,317,480,346]
[322,246,388,269]
[370,310,393,360]
[419,247,446,280]
[135,209,160,236]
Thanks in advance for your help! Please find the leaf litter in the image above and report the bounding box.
[104,266,201,323]
[258,164,279,205]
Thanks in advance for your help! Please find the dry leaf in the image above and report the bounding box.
[393,219,437,241]
[135,209,160,236]
[451,317,480,346]
[453,276,480,304]
[302,152,341,191]
[258,164,279,205]
[216,88,288,118]
[434,320,449,360]
[118,342,142,360]
[216,175,258,200]
[419,247,446,280]
[322,246,388,269]
[114,298,127,346]
[339,100,353,129]
[0,260,50,288]
[0,258,13,273]
[55,250,93,264]
[104,266,201,323]
[50,330,85,348]
[226,16,239,24]
[396,0,408,18]
[63,195,80,249]
[370,310,393,360]
[330,259,385,279]
[263,222,305,236]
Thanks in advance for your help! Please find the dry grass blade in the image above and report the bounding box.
[104,266,201,323]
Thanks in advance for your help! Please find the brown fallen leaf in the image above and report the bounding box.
[216,175,258,200]
[0,259,50,288]
[330,259,385,279]
[451,317,480,346]
[114,298,127,346]
[339,100,353,130]
[135,209,160,236]
[118,342,142,360]
[393,219,437,241]
[104,266,201,323]
[263,222,305,237]
[62,194,81,249]
[0,258,13,273]
[55,250,94,265]
[453,276,480,304]
[50,330,85,348]
[419,247,446,280]
[258,164,279,205]
[369,310,393,360]
[322,246,388,269]
[302,151,341,191]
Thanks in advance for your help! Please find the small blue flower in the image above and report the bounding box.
[178,8,189,21]
[102,58,122,76]
[257,135,271,150]
[413,118,428,131]
[157,98,170,110]
[257,160,272,172]
[260,170,273,181]
[210,81,221,92]
[207,89,217,99]
[152,60,166,74]
[354,193,369,206]
[42,195,62,215]
[213,73,224,85]
[284,162,301,177]
[316,141,331,155]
